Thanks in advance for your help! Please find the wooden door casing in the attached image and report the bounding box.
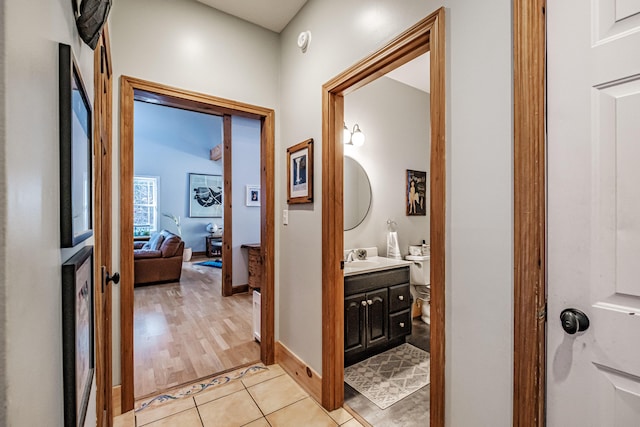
[119,77,276,412]
[513,0,546,424]
[93,25,113,427]
[321,10,446,422]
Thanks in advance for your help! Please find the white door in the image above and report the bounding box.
[548,0,640,425]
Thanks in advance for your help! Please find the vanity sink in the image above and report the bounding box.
[343,255,412,276]
[346,260,380,268]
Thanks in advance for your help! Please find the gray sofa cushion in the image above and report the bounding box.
[143,232,165,250]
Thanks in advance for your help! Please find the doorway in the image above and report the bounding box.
[119,76,275,412]
[129,102,261,399]
[342,52,431,426]
[321,7,446,427]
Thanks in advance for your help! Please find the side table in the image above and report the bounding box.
[206,236,222,257]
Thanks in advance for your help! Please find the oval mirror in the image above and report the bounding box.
[344,156,372,231]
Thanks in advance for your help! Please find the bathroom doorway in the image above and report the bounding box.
[321,8,446,426]
[119,76,275,412]
[342,52,431,426]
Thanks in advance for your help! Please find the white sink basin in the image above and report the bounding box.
[343,256,413,276]
[346,260,380,268]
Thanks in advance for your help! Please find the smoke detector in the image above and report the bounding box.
[297,30,311,53]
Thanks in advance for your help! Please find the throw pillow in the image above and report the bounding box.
[146,232,165,251]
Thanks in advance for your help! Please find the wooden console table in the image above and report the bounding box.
[241,243,261,290]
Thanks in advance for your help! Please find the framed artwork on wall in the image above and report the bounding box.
[189,173,222,217]
[62,246,94,427]
[59,43,93,247]
[287,138,314,204]
[406,169,427,216]
[246,185,261,207]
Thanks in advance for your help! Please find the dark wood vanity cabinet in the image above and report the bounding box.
[344,294,366,355]
[344,266,411,366]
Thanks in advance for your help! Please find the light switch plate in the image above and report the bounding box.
[283,209,289,225]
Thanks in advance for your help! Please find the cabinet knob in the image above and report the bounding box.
[398,295,404,301]
[399,322,405,328]
[367,299,373,305]
[361,301,367,306]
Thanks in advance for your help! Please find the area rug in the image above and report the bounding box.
[195,260,222,268]
[344,343,430,410]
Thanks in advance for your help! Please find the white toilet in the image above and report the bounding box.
[406,254,430,324]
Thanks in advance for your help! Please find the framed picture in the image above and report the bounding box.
[406,169,427,216]
[62,246,94,427]
[189,173,222,217]
[287,138,314,204]
[59,43,93,247]
[246,185,261,207]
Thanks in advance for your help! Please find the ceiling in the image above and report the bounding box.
[195,0,309,33]
[194,0,429,93]
[386,53,430,93]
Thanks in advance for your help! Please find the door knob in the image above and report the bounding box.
[560,308,590,334]
[106,271,120,285]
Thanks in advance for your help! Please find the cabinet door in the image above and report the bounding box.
[344,293,366,356]
[366,288,388,347]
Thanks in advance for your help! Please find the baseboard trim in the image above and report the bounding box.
[275,341,322,403]
[344,403,373,427]
[112,385,122,417]
[232,284,249,294]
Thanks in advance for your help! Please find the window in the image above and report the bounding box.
[133,176,158,236]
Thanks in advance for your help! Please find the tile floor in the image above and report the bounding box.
[114,363,365,427]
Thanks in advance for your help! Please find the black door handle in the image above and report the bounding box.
[560,308,590,334]
[106,271,120,285]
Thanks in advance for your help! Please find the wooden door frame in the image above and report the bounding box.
[513,0,546,425]
[119,76,275,411]
[93,25,113,427]
[321,8,446,425]
[219,114,250,296]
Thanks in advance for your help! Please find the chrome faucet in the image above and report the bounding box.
[346,250,356,263]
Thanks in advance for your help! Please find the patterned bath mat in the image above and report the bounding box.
[344,343,430,410]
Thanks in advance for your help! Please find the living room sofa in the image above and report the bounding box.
[134,229,184,286]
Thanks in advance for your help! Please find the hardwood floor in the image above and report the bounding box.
[134,256,259,399]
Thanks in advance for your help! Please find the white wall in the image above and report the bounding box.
[134,101,224,252]
[231,117,261,286]
[2,0,97,425]
[0,1,6,423]
[278,1,513,425]
[344,76,430,256]
[110,0,280,384]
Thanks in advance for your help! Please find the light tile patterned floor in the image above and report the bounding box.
[114,363,364,427]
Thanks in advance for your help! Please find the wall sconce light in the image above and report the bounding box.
[343,122,365,146]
